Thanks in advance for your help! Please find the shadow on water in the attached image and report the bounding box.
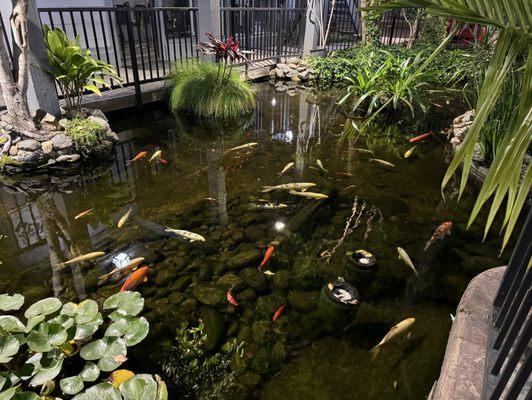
[0,83,512,399]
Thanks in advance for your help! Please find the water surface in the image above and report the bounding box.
[0,83,508,399]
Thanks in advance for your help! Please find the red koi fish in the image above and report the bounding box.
[120,266,149,291]
[127,151,147,164]
[424,221,453,251]
[226,285,238,306]
[409,133,431,143]
[272,305,286,322]
[257,246,275,271]
[334,172,353,178]
[159,158,168,165]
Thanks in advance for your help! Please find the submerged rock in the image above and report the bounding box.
[252,319,273,345]
[217,273,245,291]
[191,283,226,307]
[227,249,261,270]
[287,290,320,312]
[154,268,178,286]
[199,306,225,351]
[239,268,268,291]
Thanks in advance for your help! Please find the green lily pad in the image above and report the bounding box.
[104,316,148,346]
[80,362,100,382]
[0,387,16,400]
[80,337,126,361]
[27,322,67,352]
[74,313,103,340]
[25,315,45,332]
[61,302,78,316]
[12,393,40,400]
[0,336,20,363]
[24,298,62,319]
[103,292,144,316]
[60,375,85,395]
[0,316,26,333]
[0,294,24,312]
[72,382,121,400]
[119,374,157,400]
[29,354,63,386]
[75,300,99,325]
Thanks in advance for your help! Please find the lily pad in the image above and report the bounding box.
[12,393,40,400]
[80,337,126,361]
[72,382,121,400]
[0,294,24,312]
[24,298,62,319]
[103,292,144,316]
[0,336,20,363]
[75,300,99,324]
[27,323,67,352]
[80,362,100,382]
[119,374,157,400]
[25,315,45,332]
[0,387,16,400]
[29,355,63,386]
[60,375,84,395]
[74,313,103,340]
[0,317,26,333]
[105,316,149,346]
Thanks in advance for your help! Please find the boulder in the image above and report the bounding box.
[227,249,261,270]
[244,225,265,242]
[17,139,40,151]
[239,268,268,291]
[252,320,273,345]
[273,269,290,289]
[40,113,60,131]
[275,68,285,79]
[88,115,111,131]
[106,130,119,142]
[171,275,192,291]
[88,108,108,121]
[287,290,319,312]
[191,283,226,307]
[290,255,321,289]
[199,306,225,351]
[217,273,245,291]
[254,293,286,319]
[51,134,73,150]
[41,141,54,154]
[154,268,178,286]
[56,154,81,163]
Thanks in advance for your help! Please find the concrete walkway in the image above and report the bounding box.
[430,266,505,400]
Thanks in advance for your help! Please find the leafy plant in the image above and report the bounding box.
[0,291,167,399]
[167,61,255,119]
[43,26,121,112]
[66,118,107,158]
[162,323,243,400]
[373,0,531,249]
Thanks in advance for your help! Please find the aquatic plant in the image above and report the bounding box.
[374,0,531,249]
[167,61,255,119]
[0,291,167,399]
[43,26,121,112]
[162,323,243,399]
[66,118,107,158]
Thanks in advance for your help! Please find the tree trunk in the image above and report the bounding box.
[0,0,36,132]
[360,0,368,43]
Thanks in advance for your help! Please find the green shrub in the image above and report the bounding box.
[308,42,480,89]
[0,291,168,399]
[43,26,121,112]
[66,118,106,158]
[167,61,255,119]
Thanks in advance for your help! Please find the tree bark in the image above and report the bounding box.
[0,0,36,132]
[360,0,368,43]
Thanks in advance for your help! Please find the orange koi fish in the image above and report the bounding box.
[120,266,149,292]
[127,151,147,164]
[409,133,430,143]
[74,208,93,220]
[257,246,275,271]
[272,305,286,322]
[424,221,453,251]
[226,285,239,306]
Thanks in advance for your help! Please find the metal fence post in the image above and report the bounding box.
[124,2,142,107]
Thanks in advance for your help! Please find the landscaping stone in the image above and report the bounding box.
[41,141,53,154]
[199,306,225,351]
[191,283,226,307]
[88,115,111,131]
[51,134,73,150]
[17,139,40,151]
[56,154,81,163]
[227,249,261,270]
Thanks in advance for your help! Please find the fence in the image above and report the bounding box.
[219,0,307,63]
[380,8,420,46]
[325,0,362,51]
[483,209,531,399]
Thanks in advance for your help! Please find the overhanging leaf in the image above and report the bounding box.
[0,295,24,312]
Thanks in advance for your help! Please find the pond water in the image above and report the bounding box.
[0,83,509,399]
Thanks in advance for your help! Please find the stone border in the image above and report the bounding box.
[430,266,505,400]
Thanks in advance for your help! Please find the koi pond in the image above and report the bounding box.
[0,83,508,399]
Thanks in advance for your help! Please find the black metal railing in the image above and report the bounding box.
[220,1,307,63]
[325,0,362,51]
[380,8,420,45]
[483,209,532,399]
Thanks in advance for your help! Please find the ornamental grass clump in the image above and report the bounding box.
[167,33,255,119]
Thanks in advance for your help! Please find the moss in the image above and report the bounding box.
[0,154,18,171]
[65,117,106,157]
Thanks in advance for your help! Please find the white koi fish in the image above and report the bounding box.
[165,227,206,242]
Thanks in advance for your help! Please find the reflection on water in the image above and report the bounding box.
[0,83,510,400]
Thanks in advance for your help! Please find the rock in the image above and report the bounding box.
[88,115,111,131]
[56,154,81,163]
[271,340,287,364]
[244,226,265,242]
[58,118,69,130]
[250,347,272,373]
[41,141,54,154]
[239,371,262,389]
[171,275,192,291]
[269,68,276,77]
[287,290,319,312]
[239,268,268,291]
[17,139,40,151]
[8,146,18,156]
[276,63,287,69]
[273,269,290,289]
[252,320,273,345]
[199,307,225,351]
[288,63,298,69]
[191,283,226,307]
[106,130,119,142]
[298,70,310,80]
[254,293,286,318]
[238,288,257,306]
[155,268,178,286]
[88,108,108,121]
[168,291,184,304]
[297,66,307,72]
[12,150,44,165]
[290,255,321,289]
[180,298,198,314]
[217,273,245,291]
[227,249,261,270]
[291,76,301,82]
[275,68,285,79]
[51,133,73,150]
[41,113,59,131]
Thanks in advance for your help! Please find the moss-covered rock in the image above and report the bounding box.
[217,273,245,291]
[287,290,320,312]
[227,249,262,270]
[252,320,273,345]
[239,267,268,291]
[191,283,226,307]
[199,306,226,351]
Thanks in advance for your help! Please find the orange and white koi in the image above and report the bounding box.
[424,221,453,251]
[258,246,274,271]
[74,208,93,220]
[97,257,145,285]
[149,150,162,162]
[272,305,286,322]
[120,266,149,292]
[127,151,147,164]
[409,133,430,143]
[226,285,239,306]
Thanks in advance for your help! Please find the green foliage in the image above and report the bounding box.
[162,323,243,400]
[308,42,479,89]
[66,118,106,158]
[167,61,255,119]
[0,155,17,171]
[43,26,121,112]
[373,0,531,251]
[0,292,166,399]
